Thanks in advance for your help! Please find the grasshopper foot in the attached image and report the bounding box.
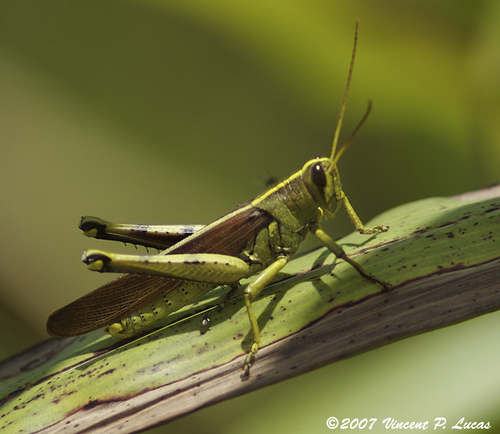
[241,342,259,379]
[365,273,392,292]
[381,280,393,292]
[241,355,253,380]
[358,224,389,235]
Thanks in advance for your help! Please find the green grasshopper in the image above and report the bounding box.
[47,23,389,375]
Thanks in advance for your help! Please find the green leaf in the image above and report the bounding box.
[1,188,499,433]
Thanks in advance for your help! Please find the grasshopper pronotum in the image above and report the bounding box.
[47,22,389,376]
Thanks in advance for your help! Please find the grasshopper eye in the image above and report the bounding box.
[301,158,332,208]
[311,163,327,189]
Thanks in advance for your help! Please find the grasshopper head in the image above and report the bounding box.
[302,22,371,220]
[301,157,342,217]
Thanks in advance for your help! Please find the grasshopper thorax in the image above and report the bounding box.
[301,157,342,218]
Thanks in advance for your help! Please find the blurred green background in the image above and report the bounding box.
[1,0,499,432]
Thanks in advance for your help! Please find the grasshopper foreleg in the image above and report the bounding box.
[340,193,389,234]
[311,224,390,290]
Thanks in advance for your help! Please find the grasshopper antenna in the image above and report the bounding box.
[330,20,359,162]
[333,100,372,164]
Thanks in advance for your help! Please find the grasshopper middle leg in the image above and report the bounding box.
[312,224,391,290]
[243,256,288,376]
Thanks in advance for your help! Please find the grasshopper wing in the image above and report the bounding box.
[47,275,185,337]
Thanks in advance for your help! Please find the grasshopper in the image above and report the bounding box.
[47,23,389,375]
